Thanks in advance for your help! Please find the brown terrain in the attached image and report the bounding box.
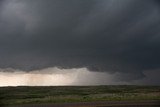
[7,101,160,107]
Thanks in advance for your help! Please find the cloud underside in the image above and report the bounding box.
[0,0,160,84]
[0,67,160,86]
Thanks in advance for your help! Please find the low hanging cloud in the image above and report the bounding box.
[0,0,160,85]
[0,67,160,86]
[0,67,129,86]
[131,69,160,85]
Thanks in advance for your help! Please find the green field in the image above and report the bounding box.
[0,85,160,106]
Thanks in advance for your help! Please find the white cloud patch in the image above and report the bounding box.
[0,67,129,87]
[0,67,160,86]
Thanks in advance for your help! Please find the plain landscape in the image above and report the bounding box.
[0,85,160,107]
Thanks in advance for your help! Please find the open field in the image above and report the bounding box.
[5,101,160,107]
[0,86,160,106]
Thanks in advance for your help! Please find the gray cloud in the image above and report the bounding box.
[0,0,160,83]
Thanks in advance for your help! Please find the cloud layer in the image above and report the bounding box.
[0,0,160,84]
[1,67,159,86]
[0,67,127,86]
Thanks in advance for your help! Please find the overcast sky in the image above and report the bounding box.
[0,0,160,86]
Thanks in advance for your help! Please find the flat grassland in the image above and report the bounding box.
[0,86,160,106]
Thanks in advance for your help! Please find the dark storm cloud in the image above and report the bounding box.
[0,0,160,81]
